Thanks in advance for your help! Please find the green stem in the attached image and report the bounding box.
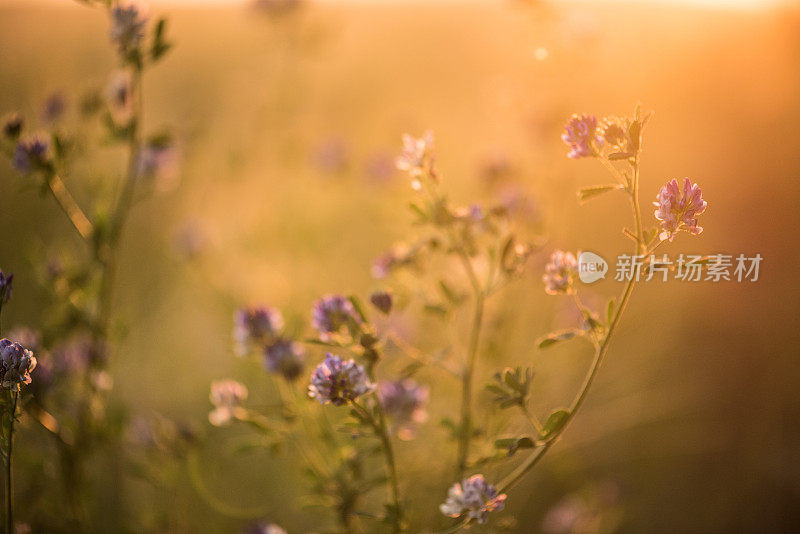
[5,390,17,534]
[456,291,484,477]
[47,173,93,241]
[630,154,644,253]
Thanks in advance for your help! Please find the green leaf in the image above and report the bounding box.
[151,18,172,61]
[541,409,570,439]
[537,330,579,349]
[494,435,536,456]
[577,184,621,203]
[409,202,428,222]
[606,298,616,325]
[348,295,369,323]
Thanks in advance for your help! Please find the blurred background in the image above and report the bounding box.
[1,0,799,532]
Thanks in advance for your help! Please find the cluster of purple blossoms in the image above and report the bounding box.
[396,131,435,187]
[378,379,429,440]
[12,135,51,174]
[0,339,37,391]
[311,295,362,341]
[543,250,578,295]
[264,338,305,381]
[109,2,149,57]
[41,93,66,124]
[308,353,373,406]
[561,114,601,159]
[0,270,13,304]
[234,306,284,356]
[208,379,248,426]
[439,474,507,524]
[653,177,707,242]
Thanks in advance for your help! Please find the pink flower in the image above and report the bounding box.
[396,131,434,184]
[653,178,707,241]
[561,114,601,159]
[440,474,507,524]
[543,250,577,295]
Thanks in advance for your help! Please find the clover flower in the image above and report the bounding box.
[378,379,429,440]
[653,177,707,241]
[2,113,22,140]
[0,270,13,304]
[208,379,248,426]
[561,114,601,159]
[396,131,435,187]
[599,116,633,157]
[234,306,284,356]
[12,135,51,174]
[0,339,37,391]
[311,295,361,341]
[439,474,507,524]
[264,338,305,381]
[543,250,578,295]
[106,69,134,124]
[308,353,373,406]
[109,2,149,57]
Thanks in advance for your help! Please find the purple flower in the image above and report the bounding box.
[561,114,601,159]
[109,2,149,57]
[378,379,429,440]
[0,270,13,304]
[653,177,707,242]
[311,295,361,341]
[209,379,248,426]
[543,250,577,295]
[0,339,37,390]
[12,135,50,174]
[308,353,373,406]
[264,338,305,381]
[440,474,507,524]
[41,92,66,124]
[234,306,284,356]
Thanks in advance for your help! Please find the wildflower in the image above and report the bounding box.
[561,114,601,159]
[308,353,373,406]
[234,306,284,356]
[653,177,707,241]
[208,379,248,426]
[0,339,37,390]
[396,131,435,187]
[543,250,577,295]
[109,2,149,58]
[369,290,393,315]
[137,140,179,191]
[0,271,13,304]
[599,116,633,157]
[378,379,429,440]
[2,113,23,140]
[311,295,361,341]
[440,474,507,524]
[106,69,134,124]
[12,134,51,174]
[371,242,417,279]
[41,92,66,123]
[264,338,305,381]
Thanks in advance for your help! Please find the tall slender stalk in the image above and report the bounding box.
[456,292,484,477]
[5,390,17,534]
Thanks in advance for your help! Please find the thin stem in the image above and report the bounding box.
[498,276,637,492]
[519,403,543,435]
[630,155,644,253]
[456,291,484,477]
[597,157,628,187]
[47,174,93,241]
[351,401,402,532]
[5,390,18,534]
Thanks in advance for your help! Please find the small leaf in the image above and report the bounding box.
[541,409,570,439]
[537,330,579,349]
[577,184,622,203]
[348,295,369,323]
[607,152,633,161]
[606,298,616,325]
